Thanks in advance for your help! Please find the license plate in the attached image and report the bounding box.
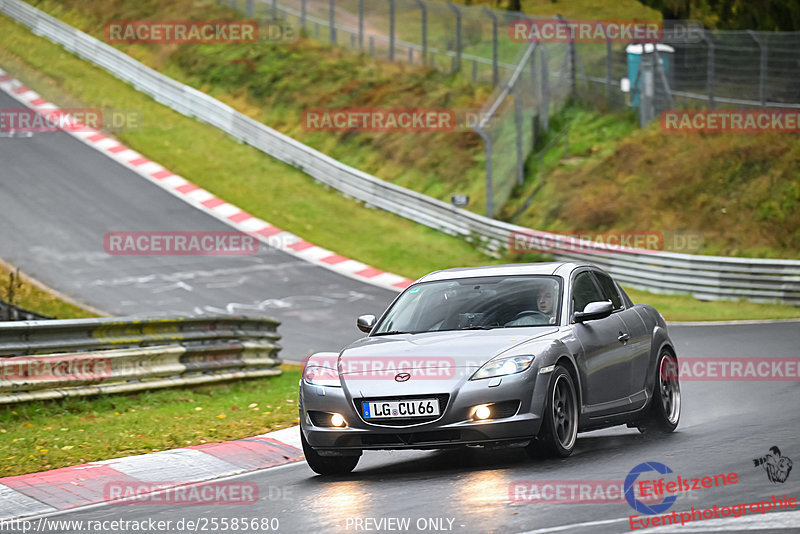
[362,399,440,419]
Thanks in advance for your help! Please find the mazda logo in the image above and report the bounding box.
[395,372,411,382]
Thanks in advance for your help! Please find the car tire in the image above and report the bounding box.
[528,366,578,458]
[637,350,681,434]
[301,430,360,476]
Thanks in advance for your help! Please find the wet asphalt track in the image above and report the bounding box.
[1,89,799,534]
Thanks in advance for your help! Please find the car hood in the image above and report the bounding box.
[334,328,559,399]
[340,327,560,373]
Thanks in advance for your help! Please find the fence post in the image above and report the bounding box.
[474,127,494,218]
[414,0,428,62]
[639,51,655,127]
[246,0,254,17]
[557,15,576,96]
[230,0,237,10]
[605,24,613,100]
[539,45,549,131]
[747,30,767,107]
[654,50,675,109]
[702,32,715,108]
[300,0,307,29]
[446,2,462,72]
[359,0,364,49]
[514,87,524,186]
[530,44,538,149]
[329,0,336,44]
[388,0,395,61]
[482,7,499,86]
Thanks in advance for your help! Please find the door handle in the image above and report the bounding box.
[617,332,630,344]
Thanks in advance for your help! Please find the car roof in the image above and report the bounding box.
[414,262,596,284]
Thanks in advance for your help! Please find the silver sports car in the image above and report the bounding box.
[299,262,681,475]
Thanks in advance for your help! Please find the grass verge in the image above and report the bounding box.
[0,260,98,319]
[0,365,302,477]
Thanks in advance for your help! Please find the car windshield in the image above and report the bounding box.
[372,275,561,335]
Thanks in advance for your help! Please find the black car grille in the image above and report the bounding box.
[308,411,335,427]
[361,430,461,445]
[486,400,520,419]
[354,394,450,427]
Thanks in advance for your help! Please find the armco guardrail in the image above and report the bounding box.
[0,315,281,403]
[1,0,798,305]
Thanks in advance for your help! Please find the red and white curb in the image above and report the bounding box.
[0,426,303,521]
[0,69,414,292]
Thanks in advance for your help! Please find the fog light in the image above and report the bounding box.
[474,405,491,420]
[330,413,346,427]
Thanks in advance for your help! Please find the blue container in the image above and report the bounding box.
[626,43,674,107]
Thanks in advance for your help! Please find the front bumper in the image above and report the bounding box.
[300,368,552,452]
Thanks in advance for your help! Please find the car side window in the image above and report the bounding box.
[572,272,605,313]
[594,271,623,310]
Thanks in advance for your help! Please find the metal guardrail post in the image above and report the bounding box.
[445,2,462,72]
[271,0,277,20]
[747,30,768,108]
[300,0,306,29]
[245,0,253,17]
[414,0,427,62]
[482,7,499,86]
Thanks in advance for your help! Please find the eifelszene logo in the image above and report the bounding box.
[625,462,678,515]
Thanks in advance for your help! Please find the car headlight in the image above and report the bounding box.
[303,365,342,387]
[470,355,535,380]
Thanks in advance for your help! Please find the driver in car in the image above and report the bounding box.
[536,287,557,324]
[505,286,557,326]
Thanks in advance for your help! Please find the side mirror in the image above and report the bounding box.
[357,314,376,333]
[574,301,613,323]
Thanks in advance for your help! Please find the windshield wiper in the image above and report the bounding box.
[372,330,415,336]
[458,325,502,330]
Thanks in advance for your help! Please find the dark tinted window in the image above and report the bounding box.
[572,272,605,313]
[373,275,562,334]
[594,271,623,310]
